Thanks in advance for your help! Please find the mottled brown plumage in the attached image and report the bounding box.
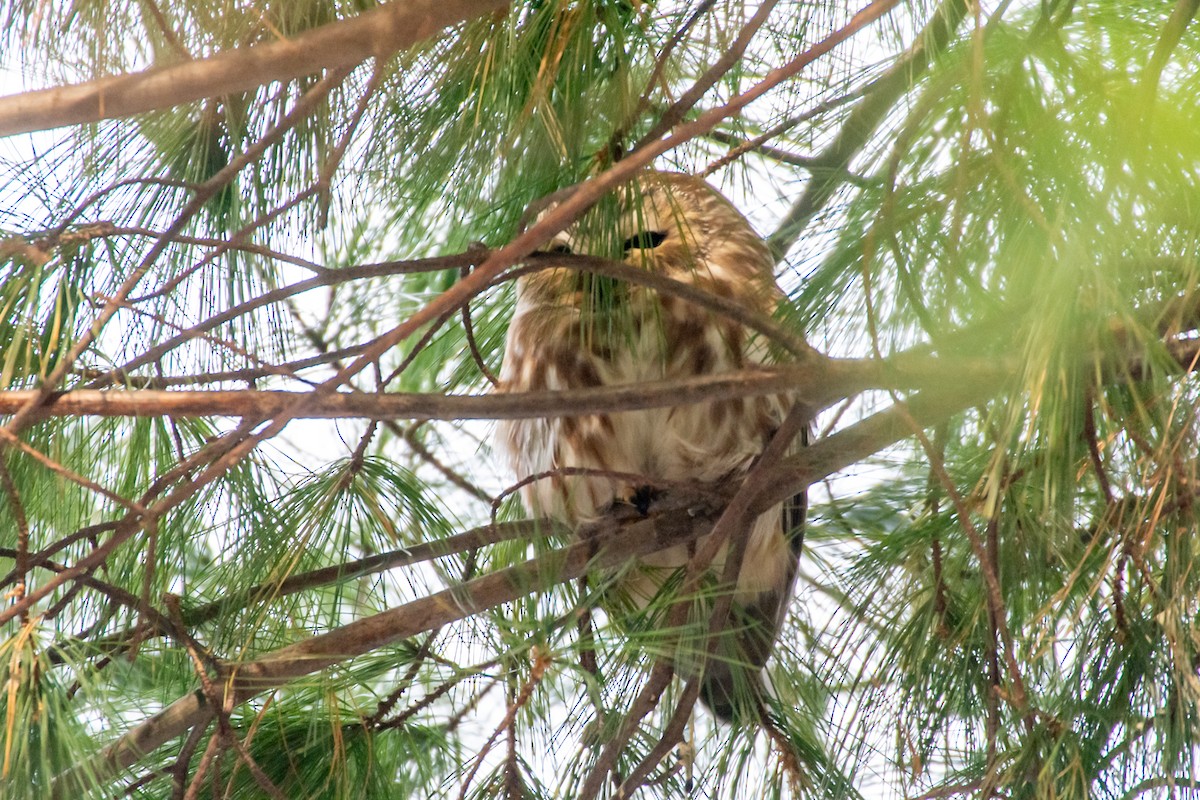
[496,171,805,720]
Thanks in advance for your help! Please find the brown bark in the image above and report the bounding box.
[0,0,509,137]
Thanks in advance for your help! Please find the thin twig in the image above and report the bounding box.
[46,521,549,667]
[700,83,868,176]
[50,178,198,235]
[88,251,484,388]
[0,425,148,515]
[0,521,118,587]
[1084,385,1115,505]
[395,423,493,503]
[461,263,501,387]
[367,632,440,727]
[456,649,550,800]
[169,720,210,800]
[0,458,30,623]
[577,647,679,800]
[635,0,782,148]
[180,732,223,800]
[607,0,716,155]
[613,676,703,797]
[899,405,1035,729]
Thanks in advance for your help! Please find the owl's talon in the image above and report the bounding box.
[628,485,659,516]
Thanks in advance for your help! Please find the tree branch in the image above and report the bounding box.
[0,0,509,138]
[0,355,992,422]
[57,307,1190,791]
[634,0,782,148]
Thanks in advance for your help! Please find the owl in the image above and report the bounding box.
[496,171,805,721]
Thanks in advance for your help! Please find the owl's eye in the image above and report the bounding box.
[622,231,667,251]
[545,242,573,255]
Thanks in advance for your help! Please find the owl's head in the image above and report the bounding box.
[535,171,753,271]
[516,172,776,325]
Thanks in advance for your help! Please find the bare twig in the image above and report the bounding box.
[577,643,680,800]
[635,0,782,148]
[456,648,549,800]
[612,678,702,797]
[0,426,148,515]
[902,407,1035,729]
[104,225,326,273]
[366,632,440,727]
[394,423,493,503]
[51,178,198,235]
[0,459,30,622]
[88,251,485,389]
[180,730,223,800]
[704,129,873,185]
[380,661,500,731]
[169,722,209,800]
[511,253,812,358]
[700,84,867,176]
[460,263,501,387]
[607,0,716,154]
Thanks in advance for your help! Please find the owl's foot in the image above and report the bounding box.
[627,485,660,516]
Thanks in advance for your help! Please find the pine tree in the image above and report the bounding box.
[2,1,1199,797]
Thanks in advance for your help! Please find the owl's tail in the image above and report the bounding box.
[697,590,785,722]
[699,487,806,723]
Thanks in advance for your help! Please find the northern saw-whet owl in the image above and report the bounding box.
[496,171,805,721]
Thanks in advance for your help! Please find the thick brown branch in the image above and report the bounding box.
[0,0,509,137]
[0,357,983,422]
